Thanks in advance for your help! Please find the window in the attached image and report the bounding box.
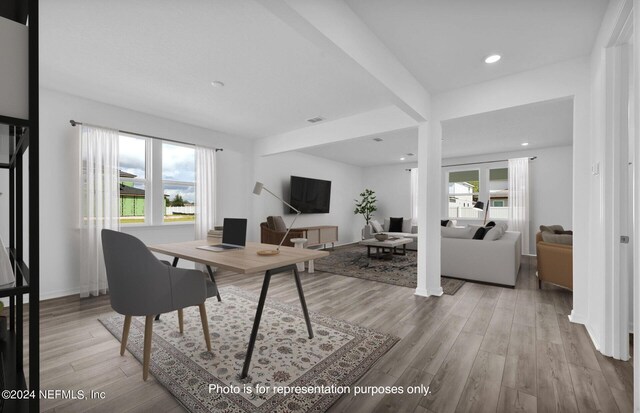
[117,137,197,226]
[489,168,509,219]
[119,135,149,224]
[162,142,196,223]
[448,170,480,219]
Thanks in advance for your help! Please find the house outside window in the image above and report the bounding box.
[448,170,480,218]
[444,163,509,220]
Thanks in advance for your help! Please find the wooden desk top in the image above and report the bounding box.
[148,241,329,274]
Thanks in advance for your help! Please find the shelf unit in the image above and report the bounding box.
[0,0,40,412]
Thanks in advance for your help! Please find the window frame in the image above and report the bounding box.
[446,168,481,220]
[118,133,152,226]
[443,162,509,221]
[160,141,196,225]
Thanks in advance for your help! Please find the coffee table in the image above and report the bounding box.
[360,237,413,259]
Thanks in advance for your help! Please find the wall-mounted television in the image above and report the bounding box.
[289,176,331,213]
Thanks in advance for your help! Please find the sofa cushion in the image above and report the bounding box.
[541,232,573,245]
[371,219,384,233]
[442,227,473,239]
[267,216,287,232]
[402,219,413,233]
[389,217,404,232]
[540,224,564,233]
[484,222,507,241]
[472,227,488,240]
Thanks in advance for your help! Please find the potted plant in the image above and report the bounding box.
[354,189,377,239]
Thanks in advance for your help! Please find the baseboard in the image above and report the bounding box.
[568,310,587,325]
[415,287,443,297]
[584,322,601,351]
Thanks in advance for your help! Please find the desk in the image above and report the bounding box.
[148,241,329,379]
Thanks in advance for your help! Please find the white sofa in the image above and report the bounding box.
[441,226,521,287]
[363,218,418,250]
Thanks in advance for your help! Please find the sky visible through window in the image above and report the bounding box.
[119,135,145,179]
[163,143,195,203]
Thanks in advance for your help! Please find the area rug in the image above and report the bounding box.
[99,286,399,413]
[313,245,464,295]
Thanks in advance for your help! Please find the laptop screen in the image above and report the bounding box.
[222,218,247,247]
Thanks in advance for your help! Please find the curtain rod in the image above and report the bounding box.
[404,156,537,171]
[69,120,223,152]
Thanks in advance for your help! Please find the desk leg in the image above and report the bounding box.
[156,257,181,321]
[206,265,222,302]
[293,267,313,339]
[240,270,272,379]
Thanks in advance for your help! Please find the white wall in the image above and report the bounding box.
[441,146,573,254]
[362,162,416,221]
[0,17,28,120]
[39,88,254,299]
[253,151,364,245]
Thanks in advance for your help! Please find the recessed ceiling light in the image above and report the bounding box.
[211,80,225,88]
[484,54,501,64]
[307,116,325,123]
[400,157,406,161]
[521,142,529,146]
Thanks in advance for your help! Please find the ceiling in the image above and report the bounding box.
[40,0,391,139]
[298,98,573,166]
[345,0,608,92]
[298,128,418,167]
[441,98,573,158]
[40,0,605,141]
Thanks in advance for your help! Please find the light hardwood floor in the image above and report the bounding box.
[30,256,632,412]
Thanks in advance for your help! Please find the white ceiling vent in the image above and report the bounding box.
[306,116,325,123]
[372,137,383,142]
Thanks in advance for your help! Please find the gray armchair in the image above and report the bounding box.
[101,229,213,381]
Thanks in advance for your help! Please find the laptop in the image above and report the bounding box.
[198,218,247,252]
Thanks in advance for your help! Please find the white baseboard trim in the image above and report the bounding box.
[415,287,444,297]
[568,310,587,325]
[584,322,601,351]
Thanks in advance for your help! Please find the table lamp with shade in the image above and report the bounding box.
[253,181,302,256]
[473,200,489,225]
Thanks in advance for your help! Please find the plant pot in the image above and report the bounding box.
[362,224,373,240]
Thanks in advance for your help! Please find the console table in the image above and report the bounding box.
[296,225,338,249]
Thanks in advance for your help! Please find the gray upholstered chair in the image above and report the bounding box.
[101,229,213,381]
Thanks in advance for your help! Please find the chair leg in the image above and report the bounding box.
[121,315,132,356]
[177,309,184,334]
[143,315,154,381]
[538,279,542,289]
[198,304,212,352]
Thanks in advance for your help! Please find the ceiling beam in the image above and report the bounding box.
[254,105,416,156]
[260,0,430,122]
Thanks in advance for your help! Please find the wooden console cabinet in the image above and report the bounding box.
[296,225,338,248]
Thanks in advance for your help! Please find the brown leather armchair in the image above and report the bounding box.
[536,231,572,290]
[260,222,305,248]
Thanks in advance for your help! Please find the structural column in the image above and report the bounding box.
[416,121,443,297]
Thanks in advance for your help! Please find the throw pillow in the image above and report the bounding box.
[266,216,277,230]
[472,227,487,240]
[541,232,573,245]
[370,219,384,233]
[483,224,506,241]
[268,216,287,232]
[402,219,413,233]
[441,220,450,227]
[485,221,496,228]
[388,217,404,232]
[540,224,564,233]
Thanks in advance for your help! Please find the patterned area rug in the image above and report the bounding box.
[314,245,465,295]
[99,286,398,413]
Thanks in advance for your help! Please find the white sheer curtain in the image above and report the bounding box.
[508,157,530,255]
[79,125,120,297]
[410,168,419,223]
[195,146,217,240]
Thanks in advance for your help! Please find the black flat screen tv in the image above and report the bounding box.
[289,176,331,213]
